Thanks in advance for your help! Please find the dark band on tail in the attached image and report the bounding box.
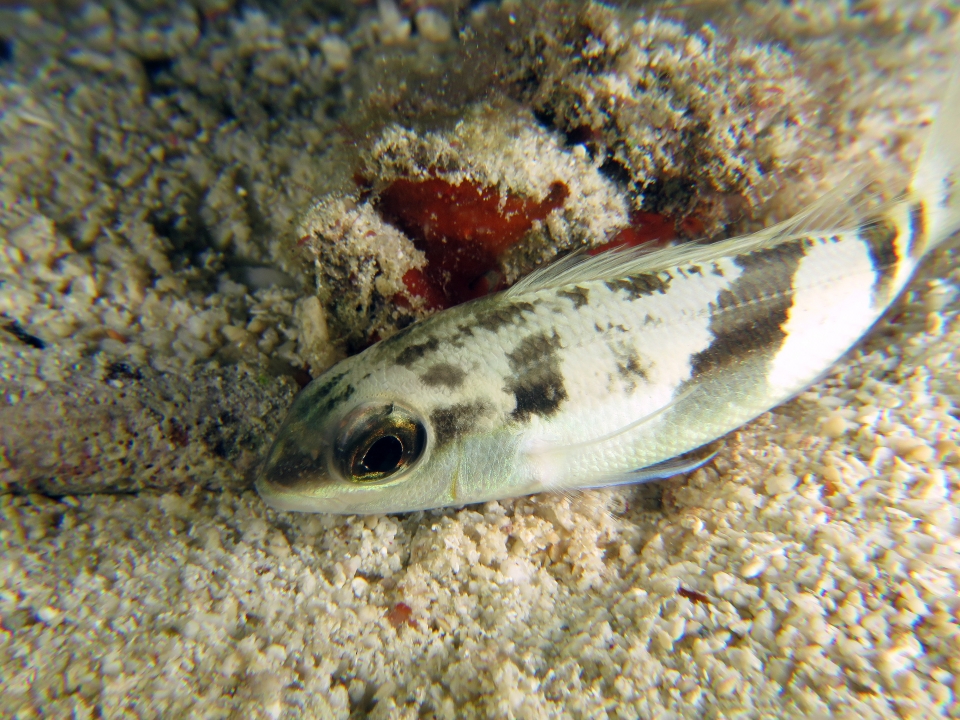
[859,217,900,303]
[908,201,927,259]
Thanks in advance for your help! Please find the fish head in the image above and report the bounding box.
[256,344,507,514]
[256,361,437,514]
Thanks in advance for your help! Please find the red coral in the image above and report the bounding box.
[372,174,690,314]
[376,178,569,308]
[588,211,676,255]
[397,268,447,311]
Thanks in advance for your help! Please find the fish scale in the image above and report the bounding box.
[257,65,960,514]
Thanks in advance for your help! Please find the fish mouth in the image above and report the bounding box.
[254,474,345,513]
[257,441,328,489]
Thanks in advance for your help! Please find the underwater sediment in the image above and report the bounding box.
[1,1,959,717]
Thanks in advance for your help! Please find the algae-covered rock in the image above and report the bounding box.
[1,356,296,496]
[294,1,835,348]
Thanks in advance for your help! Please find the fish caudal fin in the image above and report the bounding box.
[911,62,960,250]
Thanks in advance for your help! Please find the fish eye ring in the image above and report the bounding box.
[334,403,427,483]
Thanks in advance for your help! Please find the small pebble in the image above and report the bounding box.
[926,311,944,335]
[320,35,351,71]
[713,571,735,594]
[820,464,841,484]
[378,0,411,43]
[821,413,848,439]
[220,324,253,344]
[716,675,739,697]
[903,443,934,463]
[246,318,267,334]
[416,8,453,43]
[36,606,63,627]
[935,440,959,462]
[740,557,766,579]
[888,436,928,460]
[764,472,798,495]
[923,280,952,312]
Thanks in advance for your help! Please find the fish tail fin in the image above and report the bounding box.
[910,62,960,250]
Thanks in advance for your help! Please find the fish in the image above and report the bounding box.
[256,65,960,515]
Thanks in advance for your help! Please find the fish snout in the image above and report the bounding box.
[255,432,337,511]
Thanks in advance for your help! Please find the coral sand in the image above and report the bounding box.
[1,1,960,718]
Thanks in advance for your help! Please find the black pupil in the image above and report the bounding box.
[361,436,404,474]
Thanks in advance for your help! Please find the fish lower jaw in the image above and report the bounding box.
[255,480,343,514]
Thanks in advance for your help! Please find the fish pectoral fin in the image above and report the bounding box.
[581,441,722,489]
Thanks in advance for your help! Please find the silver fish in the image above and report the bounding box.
[257,68,960,515]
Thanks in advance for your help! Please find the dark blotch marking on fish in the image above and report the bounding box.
[613,347,649,393]
[810,234,841,250]
[447,322,476,349]
[690,240,806,378]
[421,363,467,389]
[372,322,421,360]
[595,321,629,335]
[372,323,417,359]
[908,201,926,258]
[430,401,488,448]
[711,263,724,277]
[320,384,355,416]
[605,272,671,300]
[617,352,648,383]
[264,450,316,488]
[687,265,702,275]
[306,371,347,405]
[858,216,900,301]
[557,286,590,308]
[505,331,567,422]
[474,301,535,332]
[303,370,356,417]
[387,323,416,345]
[395,337,441,367]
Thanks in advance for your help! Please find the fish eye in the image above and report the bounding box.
[335,403,427,483]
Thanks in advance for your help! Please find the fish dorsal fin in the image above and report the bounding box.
[507,170,889,297]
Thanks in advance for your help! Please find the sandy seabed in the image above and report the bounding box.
[1,1,960,718]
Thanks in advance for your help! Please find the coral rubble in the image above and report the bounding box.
[1,1,959,717]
